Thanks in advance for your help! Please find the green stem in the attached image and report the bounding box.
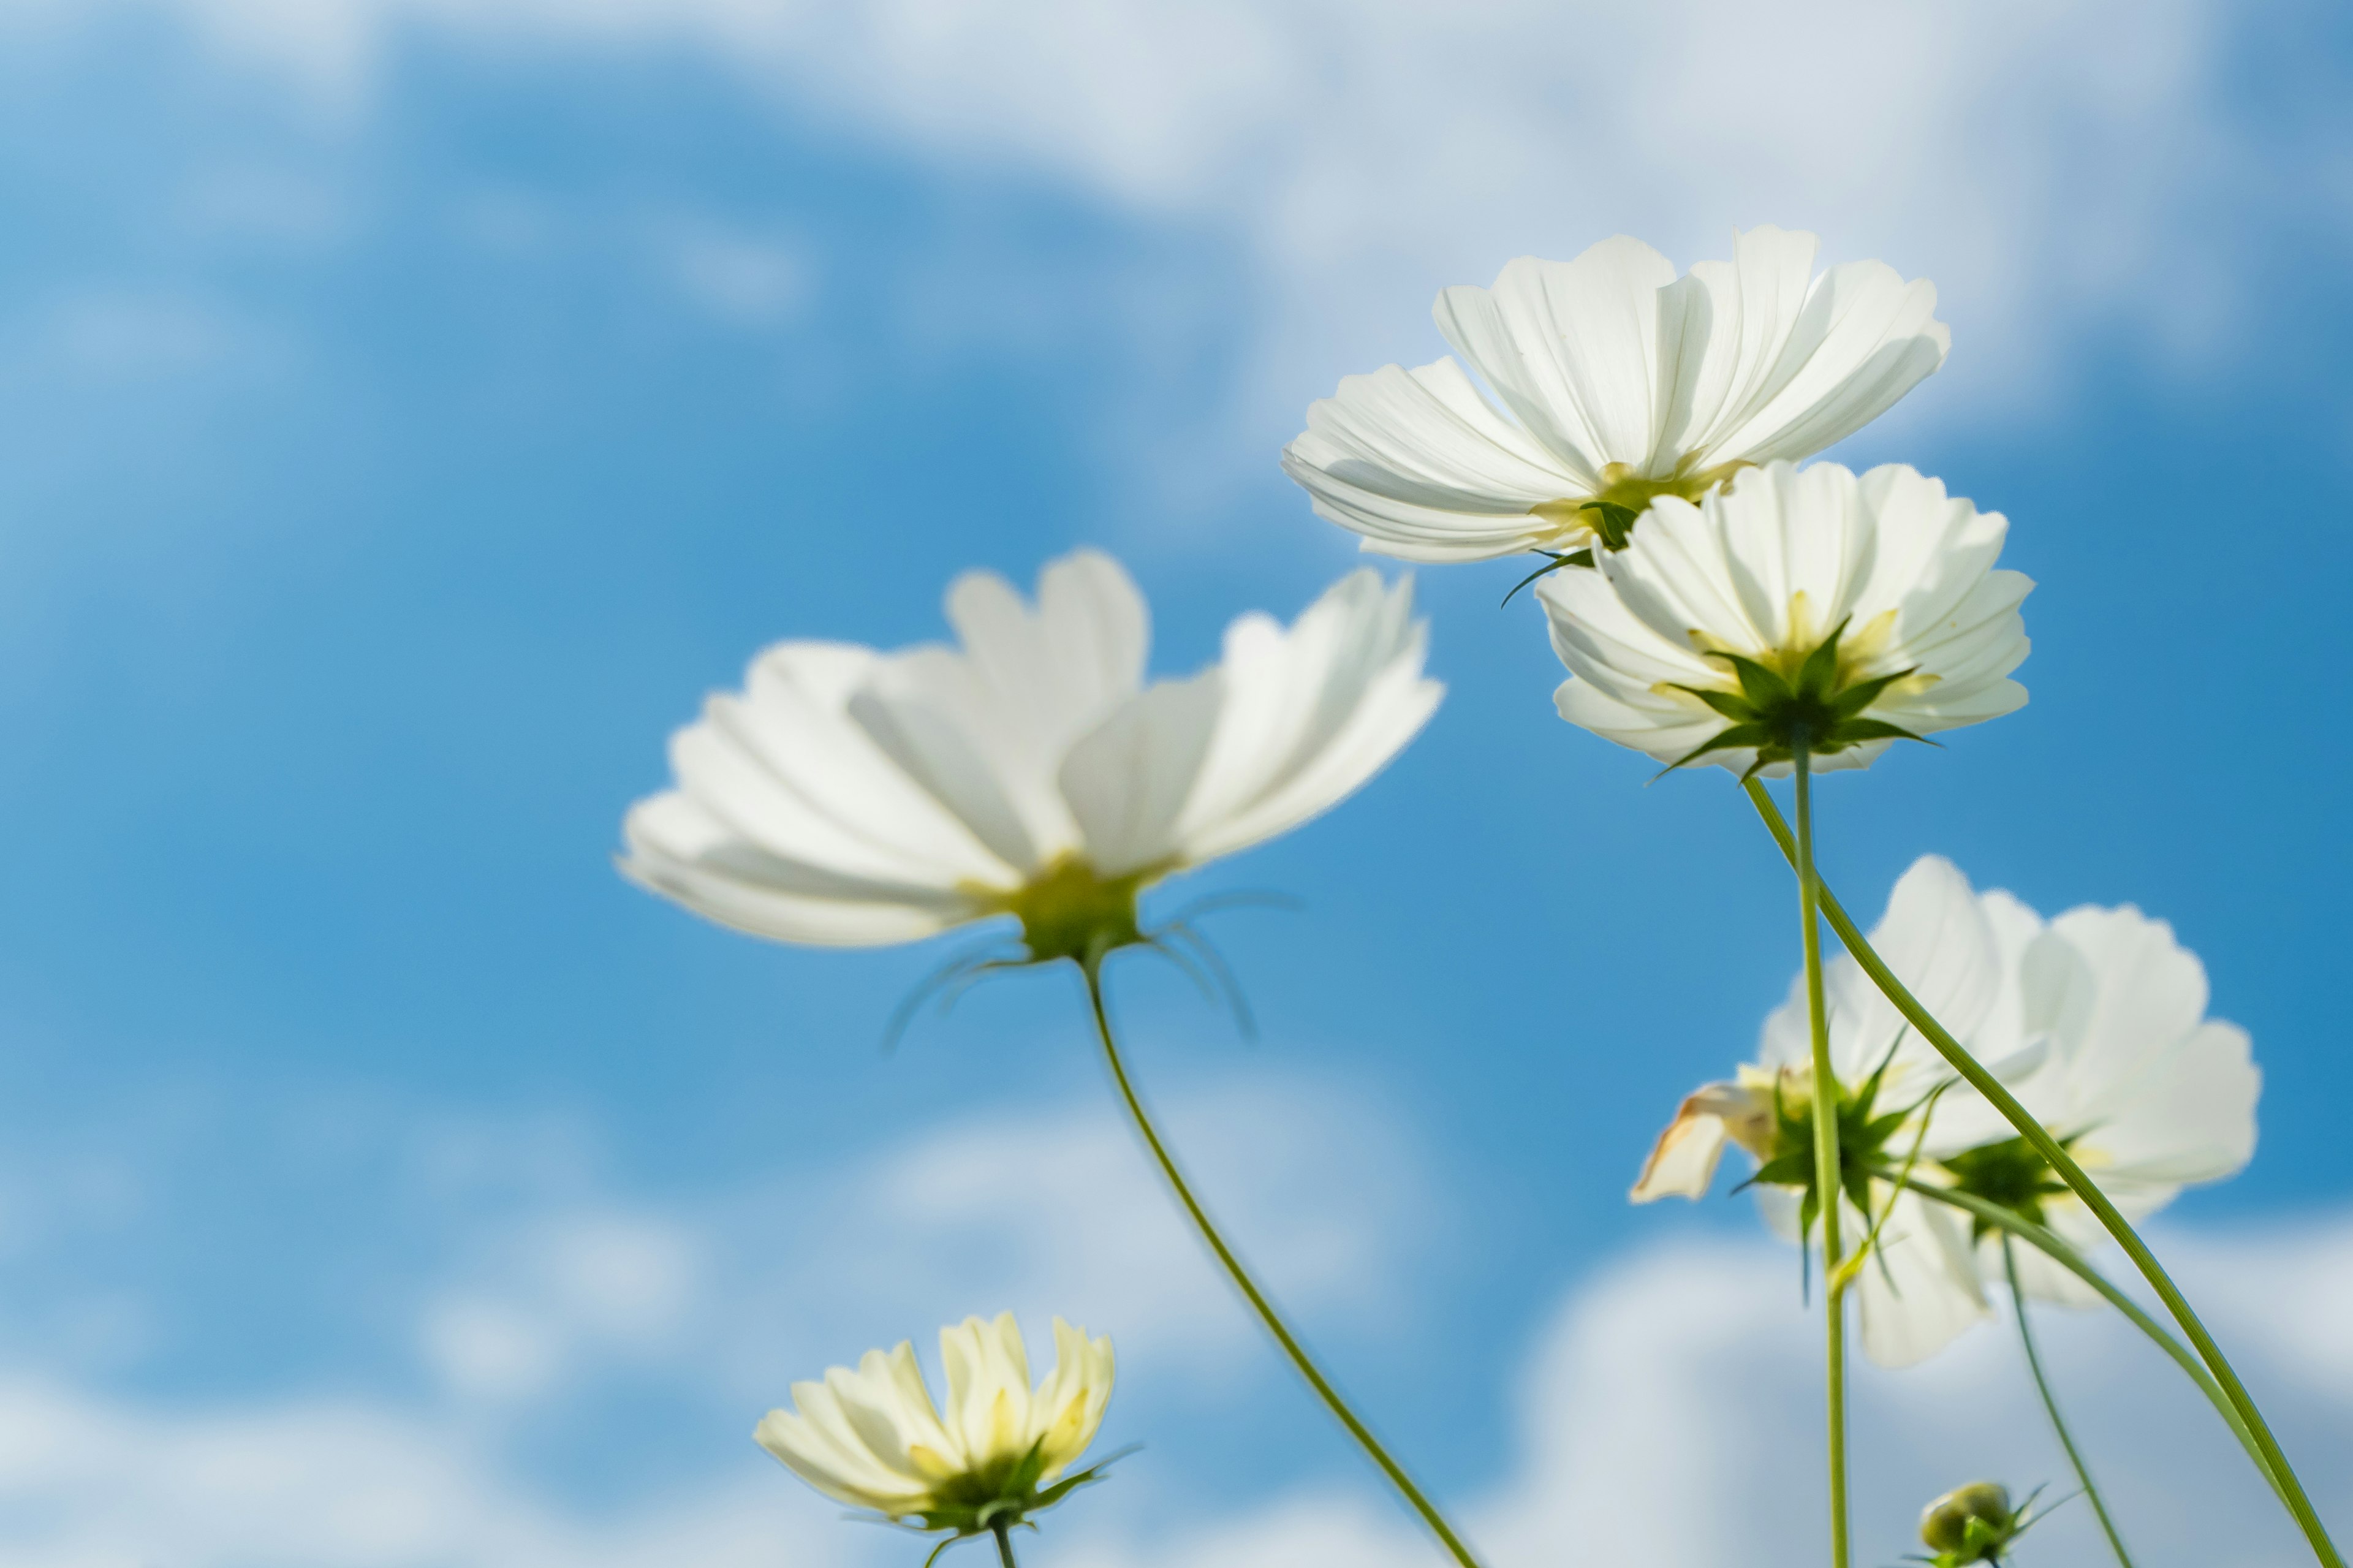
[1081,961,1485,1568]
[1882,1170,2284,1506]
[1792,749,1851,1568]
[2004,1237,2134,1568]
[991,1519,1019,1568]
[1746,775,2339,1568]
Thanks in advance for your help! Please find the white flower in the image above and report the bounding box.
[621,550,1442,959]
[1928,885,2261,1310]
[756,1312,1116,1533]
[1633,856,2260,1366]
[1283,227,1949,564]
[1634,855,2018,1367]
[1539,460,2031,778]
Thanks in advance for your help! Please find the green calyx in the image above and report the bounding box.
[1912,1480,2049,1566]
[1664,616,1928,778]
[909,1441,1123,1559]
[1741,1048,1922,1247]
[988,857,1156,966]
[1941,1135,2075,1241]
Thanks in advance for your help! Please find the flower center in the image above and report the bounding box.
[987,856,1153,965]
[1528,458,1753,550]
[1659,604,1932,776]
[1939,1134,2074,1239]
[1741,1061,1922,1221]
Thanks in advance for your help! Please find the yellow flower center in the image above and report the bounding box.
[979,855,1159,965]
[1528,458,1755,549]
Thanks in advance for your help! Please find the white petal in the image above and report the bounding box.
[850,551,1145,874]
[1434,239,1678,475]
[2076,1019,2258,1186]
[1699,257,1949,467]
[1853,1190,1991,1367]
[646,642,1016,887]
[621,793,978,947]
[1283,360,1586,562]
[1631,1081,1767,1202]
[1654,225,1822,461]
[1833,855,2004,1081]
[1151,569,1442,869]
[1056,671,1224,878]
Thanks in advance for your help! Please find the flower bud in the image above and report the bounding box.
[1919,1481,2018,1561]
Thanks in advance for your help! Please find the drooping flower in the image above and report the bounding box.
[1633,855,2260,1364]
[1539,460,2030,778]
[757,1312,1116,1540]
[1283,227,1949,564]
[621,550,1441,963]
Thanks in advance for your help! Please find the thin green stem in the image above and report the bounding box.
[1792,749,1851,1568]
[1746,779,2340,1568]
[2004,1237,2134,1568]
[1081,961,1485,1568]
[991,1520,1019,1568]
[1882,1169,2283,1504]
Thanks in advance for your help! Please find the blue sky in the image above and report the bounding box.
[0,1,2348,1562]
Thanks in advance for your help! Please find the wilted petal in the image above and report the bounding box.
[1631,1081,1769,1202]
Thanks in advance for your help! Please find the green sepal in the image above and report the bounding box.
[1667,683,1760,722]
[1707,648,1796,711]
[1657,721,1776,778]
[1794,616,1850,700]
[1833,717,1934,747]
[1830,666,1916,719]
[1580,500,1642,550]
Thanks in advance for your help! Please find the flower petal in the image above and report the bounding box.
[1161,569,1442,869]
[1434,239,1676,475]
[1283,359,1585,562]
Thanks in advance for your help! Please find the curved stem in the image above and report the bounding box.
[1882,1170,2283,1504]
[992,1520,1021,1568]
[1080,961,1485,1568]
[1791,750,1851,1568]
[1748,776,2338,1567]
[2004,1237,2134,1567]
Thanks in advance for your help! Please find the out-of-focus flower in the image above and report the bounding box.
[622,550,1440,961]
[1917,1480,2045,1566]
[1927,888,2260,1306]
[1633,856,2034,1366]
[1634,855,2261,1363]
[1539,461,2029,778]
[1283,227,1948,564]
[756,1312,1116,1539]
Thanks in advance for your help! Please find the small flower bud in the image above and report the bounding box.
[1919,1481,2018,1561]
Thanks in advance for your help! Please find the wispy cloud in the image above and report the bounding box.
[4,1208,2347,1564]
[48,0,2319,425]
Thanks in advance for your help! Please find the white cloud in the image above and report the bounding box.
[2,1213,2349,1566]
[664,223,813,329]
[50,0,2311,429]
[381,1066,1436,1420]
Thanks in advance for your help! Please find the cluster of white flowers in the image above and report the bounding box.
[1635,854,2257,1367]
[617,227,2303,1568]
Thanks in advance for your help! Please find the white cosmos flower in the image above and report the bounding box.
[621,550,1441,960]
[1539,460,2031,778]
[1633,855,2259,1366]
[1927,882,2261,1310]
[1283,227,1949,564]
[757,1312,1116,1534]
